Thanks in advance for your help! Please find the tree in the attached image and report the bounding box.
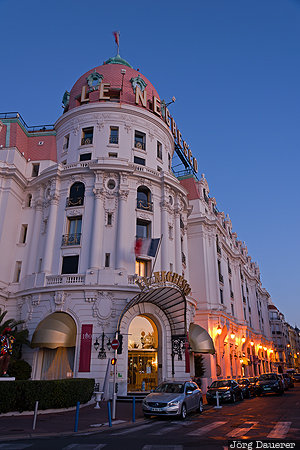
[0,308,30,360]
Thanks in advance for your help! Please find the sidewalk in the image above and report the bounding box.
[0,400,144,441]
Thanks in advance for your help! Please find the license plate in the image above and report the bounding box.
[151,407,162,411]
[264,387,271,390]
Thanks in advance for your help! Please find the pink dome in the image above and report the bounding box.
[67,58,160,111]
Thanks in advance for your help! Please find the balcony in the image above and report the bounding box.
[46,274,85,285]
[136,199,153,211]
[109,135,118,144]
[61,233,81,246]
[134,140,145,150]
[81,137,93,146]
[66,197,84,207]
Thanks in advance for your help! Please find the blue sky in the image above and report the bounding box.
[1,0,299,326]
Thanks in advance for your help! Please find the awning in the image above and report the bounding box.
[31,312,76,349]
[118,286,186,337]
[189,323,215,354]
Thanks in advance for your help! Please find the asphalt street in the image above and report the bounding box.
[0,385,299,450]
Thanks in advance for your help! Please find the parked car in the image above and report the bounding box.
[256,373,284,396]
[142,381,203,419]
[206,379,244,404]
[248,376,259,388]
[237,378,256,398]
[292,373,300,383]
[282,373,294,388]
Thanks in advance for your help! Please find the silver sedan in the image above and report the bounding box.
[142,381,203,419]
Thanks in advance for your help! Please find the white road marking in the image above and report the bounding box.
[143,446,183,450]
[0,445,32,450]
[62,445,106,450]
[113,422,157,435]
[267,421,292,439]
[150,420,193,435]
[227,421,258,437]
[187,421,227,436]
[90,420,125,427]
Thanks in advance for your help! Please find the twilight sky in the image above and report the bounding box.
[1,0,299,326]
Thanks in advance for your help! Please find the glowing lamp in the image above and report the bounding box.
[250,340,254,346]
[230,332,235,339]
[241,335,246,343]
[216,325,222,335]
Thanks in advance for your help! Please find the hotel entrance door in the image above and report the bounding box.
[127,315,158,392]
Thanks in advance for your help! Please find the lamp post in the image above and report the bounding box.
[94,332,112,359]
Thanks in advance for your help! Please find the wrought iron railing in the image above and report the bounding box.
[136,199,153,211]
[66,197,84,207]
[109,135,118,144]
[0,112,54,131]
[61,233,81,246]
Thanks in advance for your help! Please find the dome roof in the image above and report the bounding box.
[67,56,160,112]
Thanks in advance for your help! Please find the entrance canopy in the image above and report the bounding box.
[31,312,76,349]
[189,323,215,354]
[118,286,187,337]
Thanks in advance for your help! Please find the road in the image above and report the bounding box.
[0,385,299,450]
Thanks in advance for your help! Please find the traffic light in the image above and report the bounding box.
[111,358,117,365]
[117,334,123,354]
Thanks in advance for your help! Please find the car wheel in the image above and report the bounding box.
[180,403,187,420]
[231,393,236,403]
[198,398,203,414]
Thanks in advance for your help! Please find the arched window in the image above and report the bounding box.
[137,186,152,211]
[67,182,85,207]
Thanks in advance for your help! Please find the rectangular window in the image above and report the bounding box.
[80,153,92,161]
[220,289,224,304]
[136,219,151,239]
[135,259,150,277]
[62,217,82,246]
[134,156,145,166]
[170,263,173,271]
[63,134,70,151]
[218,260,223,283]
[107,213,112,226]
[105,253,110,268]
[231,303,235,317]
[109,127,119,144]
[244,308,247,320]
[168,153,171,170]
[14,261,22,282]
[81,127,93,145]
[61,255,79,274]
[109,152,118,158]
[19,224,28,244]
[31,163,40,177]
[157,141,162,160]
[134,131,146,150]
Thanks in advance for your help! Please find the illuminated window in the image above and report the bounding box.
[135,259,151,277]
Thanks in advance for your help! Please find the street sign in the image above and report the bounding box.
[111,339,119,350]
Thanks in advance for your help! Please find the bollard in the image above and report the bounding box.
[214,390,222,409]
[32,401,39,430]
[108,401,112,427]
[132,396,135,422]
[74,401,80,432]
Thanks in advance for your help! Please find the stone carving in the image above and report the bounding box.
[137,211,152,221]
[124,123,132,134]
[32,294,41,306]
[93,292,113,321]
[130,75,147,93]
[66,208,83,217]
[85,291,98,303]
[96,120,104,132]
[18,296,33,324]
[53,291,67,311]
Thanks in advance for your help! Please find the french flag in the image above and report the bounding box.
[135,238,160,257]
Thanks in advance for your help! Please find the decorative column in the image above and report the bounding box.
[89,188,104,270]
[115,189,129,269]
[174,208,182,274]
[160,201,169,271]
[26,198,43,274]
[41,194,59,273]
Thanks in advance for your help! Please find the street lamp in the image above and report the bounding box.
[230,331,235,339]
[250,340,254,346]
[93,332,112,359]
[241,335,246,343]
[216,325,222,335]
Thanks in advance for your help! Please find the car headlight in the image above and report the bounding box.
[168,401,180,407]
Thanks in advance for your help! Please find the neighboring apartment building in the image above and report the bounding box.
[0,51,288,394]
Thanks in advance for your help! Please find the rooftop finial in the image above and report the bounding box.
[113,31,120,56]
